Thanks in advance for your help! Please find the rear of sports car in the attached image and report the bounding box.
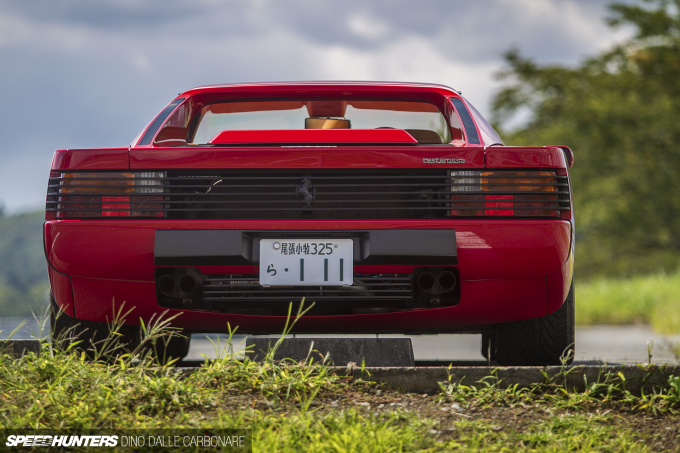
[44,82,574,365]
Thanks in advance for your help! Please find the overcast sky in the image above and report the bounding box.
[0,0,633,212]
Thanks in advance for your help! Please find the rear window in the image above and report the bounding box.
[155,99,462,146]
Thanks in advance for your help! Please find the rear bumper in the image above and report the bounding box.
[154,229,457,266]
[45,219,572,333]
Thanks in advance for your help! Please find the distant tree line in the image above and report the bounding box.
[492,0,680,278]
[0,211,49,317]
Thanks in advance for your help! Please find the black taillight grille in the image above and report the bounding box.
[449,170,570,218]
[164,169,452,220]
[46,172,165,218]
[46,169,570,219]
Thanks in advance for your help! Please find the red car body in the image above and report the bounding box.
[44,82,573,346]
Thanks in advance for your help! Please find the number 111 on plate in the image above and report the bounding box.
[259,239,354,286]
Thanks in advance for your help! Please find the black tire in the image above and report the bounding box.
[50,295,191,363]
[142,332,191,365]
[495,279,575,366]
[49,294,138,359]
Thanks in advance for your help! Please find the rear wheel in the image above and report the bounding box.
[141,331,191,364]
[49,294,138,359]
[494,279,575,366]
[49,295,190,363]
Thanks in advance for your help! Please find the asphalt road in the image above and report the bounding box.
[186,325,680,365]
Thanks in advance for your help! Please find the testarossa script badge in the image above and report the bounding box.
[423,158,466,164]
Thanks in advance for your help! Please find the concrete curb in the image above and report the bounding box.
[5,339,678,395]
[246,338,415,367]
[332,364,680,393]
[1,339,41,357]
[176,362,679,394]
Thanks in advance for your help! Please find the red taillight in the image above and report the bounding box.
[57,195,100,218]
[556,168,572,219]
[100,196,164,217]
[515,194,559,217]
[102,196,131,217]
[484,195,513,216]
[49,172,165,219]
[46,171,61,220]
[449,170,566,217]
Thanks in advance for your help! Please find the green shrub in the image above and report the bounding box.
[576,270,680,333]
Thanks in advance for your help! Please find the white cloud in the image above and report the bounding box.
[347,13,390,40]
[499,0,629,51]
[315,36,500,114]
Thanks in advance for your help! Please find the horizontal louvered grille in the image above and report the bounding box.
[46,169,570,219]
[201,274,413,309]
[165,170,452,220]
[449,170,569,217]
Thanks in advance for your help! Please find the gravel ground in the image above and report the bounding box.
[217,388,680,451]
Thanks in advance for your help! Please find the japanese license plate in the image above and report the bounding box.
[259,239,353,286]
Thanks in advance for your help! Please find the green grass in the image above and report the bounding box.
[0,304,678,451]
[576,269,680,333]
[1,342,678,451]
